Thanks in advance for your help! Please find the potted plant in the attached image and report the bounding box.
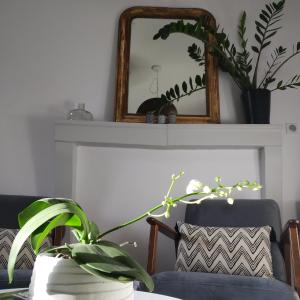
[154,0,300,123]
[6,173,261,299]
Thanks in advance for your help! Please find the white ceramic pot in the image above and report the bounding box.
[29,255,134,300]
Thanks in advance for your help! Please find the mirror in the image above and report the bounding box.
[115,7,220,124]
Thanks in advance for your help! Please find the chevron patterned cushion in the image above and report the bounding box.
[175,223,273,278]
[0,228,51,269]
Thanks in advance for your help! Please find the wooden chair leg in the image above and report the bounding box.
[147,224,158,275]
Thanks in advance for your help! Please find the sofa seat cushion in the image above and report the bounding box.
[0,269,32,289]
[149,271,299,300]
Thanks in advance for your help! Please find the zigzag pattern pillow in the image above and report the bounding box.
[175,223,273,278]
[0,228,51,269]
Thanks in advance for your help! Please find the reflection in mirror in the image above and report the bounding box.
[128,18,206,116]
[115,7,220,124]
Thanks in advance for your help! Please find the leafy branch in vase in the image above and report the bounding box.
[154,0,300,93]
[157,42,206,109]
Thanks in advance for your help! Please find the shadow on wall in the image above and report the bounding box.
[295,201,300,220]
[102,15,119,121]
[27,116,56,196]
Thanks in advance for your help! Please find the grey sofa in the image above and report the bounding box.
[0,195,64,289]
[144,199,300,300]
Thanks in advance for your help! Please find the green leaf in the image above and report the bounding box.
[170,88,176,98]
[166,91,171,100]
[182,81,188,93]
[195,75,202,86]
[255,21,265,30]
[88,221,100,242]
[174,84,180,97]
[277,80,283,88]
[259,13,268,23]
[31,213,73,253]
[202,73,206,85]
[255,34,262,44]
[71,242,154,292]
[262,41,272,49]
[262,9,270,19]
[8,201,90,283]
[297,41,300,51]
[265,31,277,40]
[161,94,167,102]
[189,77,194,90]
[251,46,259,53]
[266,4,272,14]
[0,288,29,298]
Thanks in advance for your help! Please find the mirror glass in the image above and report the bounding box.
[115,7,220,124]
[128,18,206,115]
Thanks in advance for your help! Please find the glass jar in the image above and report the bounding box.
[67,103,93,121]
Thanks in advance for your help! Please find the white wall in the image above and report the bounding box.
[0,0,299,267]
[75,146,261,270]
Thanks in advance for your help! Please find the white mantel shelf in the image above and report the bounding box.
[54,121,283,210]
[55,121,283,149]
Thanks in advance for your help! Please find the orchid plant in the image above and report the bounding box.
[7,172,262,293]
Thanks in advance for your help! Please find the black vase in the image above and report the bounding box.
[241,89,271,124]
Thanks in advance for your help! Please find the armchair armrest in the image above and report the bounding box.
[281,219,300,296]
[146,217,180,275]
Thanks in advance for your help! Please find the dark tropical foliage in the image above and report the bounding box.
[154,0,300,93]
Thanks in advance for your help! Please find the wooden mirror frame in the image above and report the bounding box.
[114,6,220,124]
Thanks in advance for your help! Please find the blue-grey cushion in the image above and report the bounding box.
[0,195,43,229]
[0,269,32,289]
[185,200,282,242]
[148,271,299,300]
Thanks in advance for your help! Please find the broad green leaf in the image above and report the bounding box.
[0,288,29,299]
[18,201,51,228]
[88,221,100,242]
[8,202,90,283]
[252,46,259,53]
[31,213,73,253]
[18,198,80,228]
[71,242,154,291]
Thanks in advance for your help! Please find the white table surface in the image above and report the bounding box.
[135,291,181,299]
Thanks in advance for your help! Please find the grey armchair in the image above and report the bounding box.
[144,199,300,300]
[0,194,65,289]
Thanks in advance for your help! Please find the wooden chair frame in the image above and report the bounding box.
[146,217,300,297]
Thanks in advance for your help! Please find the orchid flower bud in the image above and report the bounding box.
[186,180,204,194]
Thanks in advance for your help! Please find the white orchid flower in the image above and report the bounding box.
[202,185,211,193]
[186,180,204,194]
[227,197,234,205]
